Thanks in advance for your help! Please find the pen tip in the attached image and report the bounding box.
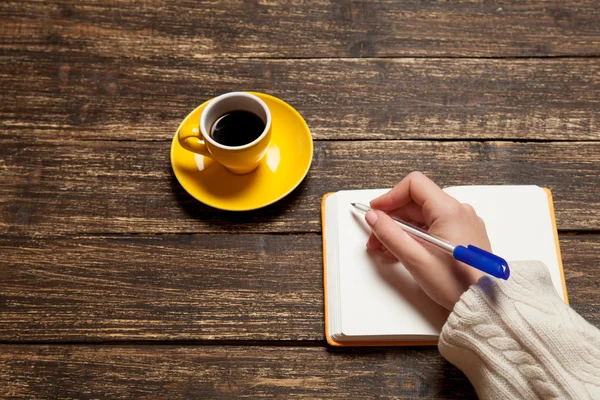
[350,203,356,207]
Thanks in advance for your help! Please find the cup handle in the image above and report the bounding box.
[177,123,212,158]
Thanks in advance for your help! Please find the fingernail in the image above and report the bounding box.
[365,211,378,226]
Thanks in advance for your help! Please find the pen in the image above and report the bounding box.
[351,203,510,280]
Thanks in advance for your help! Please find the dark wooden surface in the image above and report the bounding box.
[2,58,599,141]
[2,0,599,58]
[0,345,476,399]
[1,1,599,399]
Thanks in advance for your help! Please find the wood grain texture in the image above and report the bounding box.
[0,345,476,399]
[0,235,323,341]
[1,140,600,235]
[561,236,600,324]
[1,0,599,59]
[0,234,598,341]
[2,56,599,140]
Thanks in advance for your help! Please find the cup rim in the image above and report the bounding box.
[199,92,272,150]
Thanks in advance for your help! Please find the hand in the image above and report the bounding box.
[365,172,491,311]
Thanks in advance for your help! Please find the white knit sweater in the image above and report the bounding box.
[439,260,600,399]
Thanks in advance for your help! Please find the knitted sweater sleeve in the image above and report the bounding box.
[439,260,600,400]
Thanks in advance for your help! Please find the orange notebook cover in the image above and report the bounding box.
[322,186,567,347]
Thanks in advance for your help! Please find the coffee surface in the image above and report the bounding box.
[210,110,265,147]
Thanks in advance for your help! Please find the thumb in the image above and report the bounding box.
[365,210,433,269]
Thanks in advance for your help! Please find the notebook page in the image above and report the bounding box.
[335,190,448,337]
[444,185,565,301]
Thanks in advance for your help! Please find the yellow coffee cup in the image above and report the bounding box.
[177,92,272,174]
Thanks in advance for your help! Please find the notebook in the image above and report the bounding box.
[322,185,568,347]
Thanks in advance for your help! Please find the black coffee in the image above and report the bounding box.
[210,110,265,147]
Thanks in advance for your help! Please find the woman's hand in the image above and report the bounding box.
[365,172,491,310]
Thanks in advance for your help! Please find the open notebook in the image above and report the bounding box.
[322,186,568,346]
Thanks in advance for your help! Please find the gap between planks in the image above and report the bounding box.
[4,138,600,144]
[0,340,327,347]
[71,55,600,61]
[1,232,599,240]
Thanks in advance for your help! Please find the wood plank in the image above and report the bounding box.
[2,56,599,141]
[1,0,599,59]
[1,140,600,235]
[0,345,476,399]
[561,235,600,324]
[0,235,323,341]
[0,235,598,341]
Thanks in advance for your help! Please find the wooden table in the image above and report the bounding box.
[1,1,599,398]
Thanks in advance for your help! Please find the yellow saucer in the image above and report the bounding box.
[170,92,313,211]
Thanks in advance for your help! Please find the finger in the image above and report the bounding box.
[370,171,455,211]
[367,233,398,261]
[386,201,426,225]
[371,172,459,225]
[366,210,436,272]
[366,232,381,250]
[383,248,398,260]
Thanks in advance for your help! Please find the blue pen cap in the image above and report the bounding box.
[453,245,510,280]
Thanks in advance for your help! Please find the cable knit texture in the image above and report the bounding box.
[439,261,600,400]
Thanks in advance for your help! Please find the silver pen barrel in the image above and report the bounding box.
[351,203,455,254]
